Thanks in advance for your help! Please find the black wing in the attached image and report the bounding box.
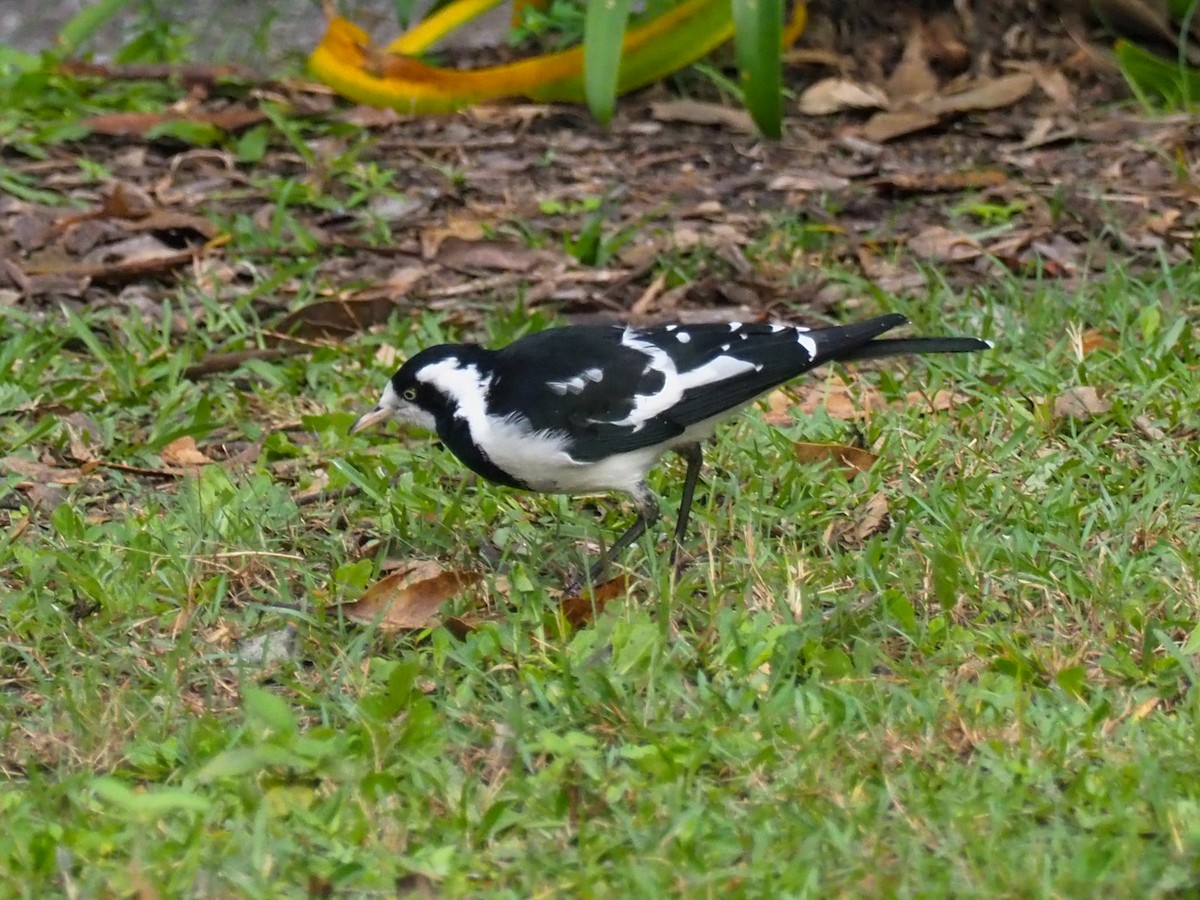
[485,316,987,461]
[484,325,691,458]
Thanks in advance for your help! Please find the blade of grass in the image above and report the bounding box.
[732,0,784,138]
[584,0,634,125]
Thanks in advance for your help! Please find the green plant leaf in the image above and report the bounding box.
[732,0,784,138]
[91,776,211,815]
[1115,39,1200,109]
[194,747,271,782]
[584,0,634,125]
[242,686,298,738]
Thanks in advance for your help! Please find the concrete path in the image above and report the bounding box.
[1,0,503,63]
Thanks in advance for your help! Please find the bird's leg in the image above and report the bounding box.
[670,443,704,568]
[586,488,660,584]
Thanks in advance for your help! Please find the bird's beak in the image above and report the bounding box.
[349,406,391,435]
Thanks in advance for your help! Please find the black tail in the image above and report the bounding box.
[823,314,991,362]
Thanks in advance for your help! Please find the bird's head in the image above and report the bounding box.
[349,344,485,436]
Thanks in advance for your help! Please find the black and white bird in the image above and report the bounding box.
[351,314,990,579]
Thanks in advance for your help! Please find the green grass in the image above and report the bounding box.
[3,247,1200,895]
[2,24,1200,892]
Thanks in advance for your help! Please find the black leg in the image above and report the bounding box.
[587,488,659,583]
[670,443,704,567]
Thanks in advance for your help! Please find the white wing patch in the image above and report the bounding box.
[609,327,757,430]
[795,328,818,358]
[675,332,691,344]
[547,366,606,395]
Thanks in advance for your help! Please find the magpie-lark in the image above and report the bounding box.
[351,314,990,579]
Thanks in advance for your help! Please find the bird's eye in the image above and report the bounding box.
[402,388,417,401]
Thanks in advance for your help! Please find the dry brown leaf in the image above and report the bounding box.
[1080,329,1117,355]
[874,169,1008,194]
[0,455,88,485]
[855,492,891,542]
[925,73,1036,116]
[435,237,558,272]
[81,106,266,137]
[908,226,982,262]
[860,108,942,143]
[1030,64,1075,109]
[887,25,939,102]
[273,296,404,341]
[559,575,629,629]
[764,380,888,425]
[21,245,202,285]
[1053,386,1111,421]
[767,170,852,192]
[824,491,891,550]
[649,100,755,133]
[793,442,878,478]
[904,389,972,413]
[420,217,487,258]
[798,78,888,116]
[160,436,213,468]
[341,561,480,631]
[1134,416,1166,441]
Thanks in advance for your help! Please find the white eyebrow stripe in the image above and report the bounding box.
[416,359,489,419]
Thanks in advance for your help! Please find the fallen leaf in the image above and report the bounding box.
[649,100,755,133]
[61,412,103,462]
[908,226,982,262]
[766,379,889,425]
[435,237,559,272]
[855,491,891,543]
[420,217,487,258]
[160,436,213,468]
[824,490,891,550]
[1079,329,1117,355]
[1030,64,1075,109]
[559,575,629,629]
[887,25,938,102]
[798,78,888,116]
[793,442,878,478]
[904,389,972,413]
[861,108,942,143]
[925,73,1035,116]
[273,295,405,341]
[1134,416,1166,441]
[341,561,480,631]
[873,169,1008,194]
[80,106,267,137]
[0,455,87,485]
[767,170,852,192]
[1053,386,1111,421]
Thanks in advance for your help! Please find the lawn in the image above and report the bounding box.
[3,28,1200,898]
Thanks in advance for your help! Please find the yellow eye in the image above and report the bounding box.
[402,388,417,401]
